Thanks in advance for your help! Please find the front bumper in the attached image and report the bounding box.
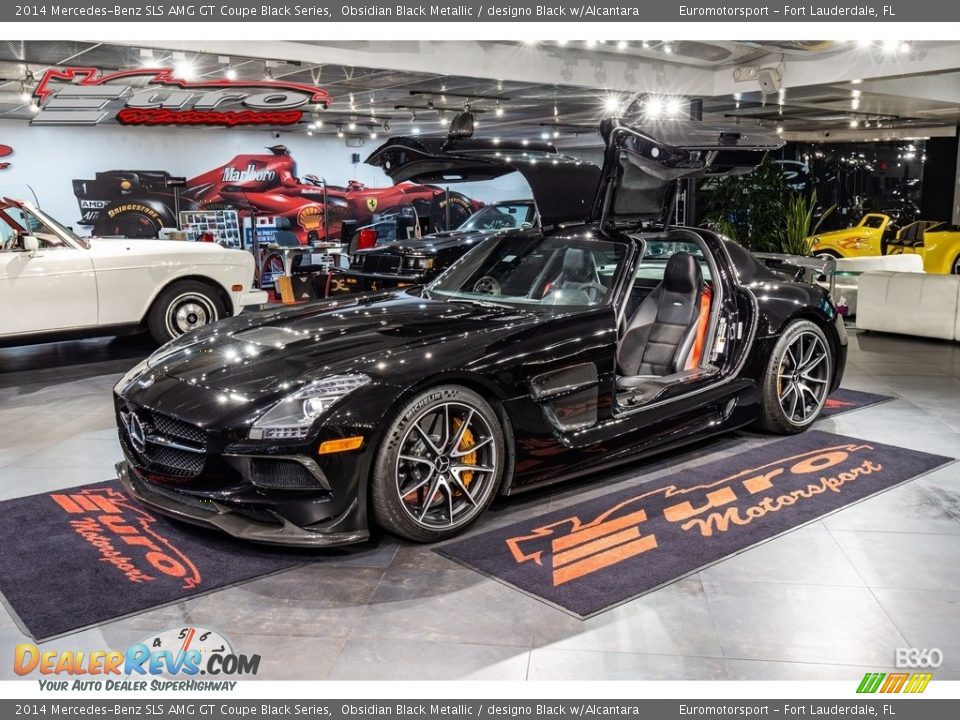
[116,461,369,547]
[238,289,269,307]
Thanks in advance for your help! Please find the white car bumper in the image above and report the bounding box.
[238,289,269,308]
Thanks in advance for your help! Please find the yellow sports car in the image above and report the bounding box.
[808,213,893,260]
[810,214,960,274]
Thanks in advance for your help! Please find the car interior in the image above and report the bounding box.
[614,233,720,408]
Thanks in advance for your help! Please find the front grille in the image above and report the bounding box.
[251,458,324,490]
[359,253,401,274]
[149,446,205,476]
[152,413,207,446]
[119,405,207,478]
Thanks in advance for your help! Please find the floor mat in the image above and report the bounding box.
[437,430,952,618]
[822,388,896,418]
[0,481,312,640]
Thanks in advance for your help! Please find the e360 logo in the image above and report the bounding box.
[896,648,944,669]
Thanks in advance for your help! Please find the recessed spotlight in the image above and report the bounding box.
[224,67,237,81]
[603,95,622,114]
[851,78,863,84]
[540,131,550,140]
[645,96,664,118]
[663,43,673,54]
[557,40,568,46]
[585,40,597,48]
[666,97,683,117]
[776,124,783,134]
[411,126,421,135]
[899,41,912,54]
[857,39,873,49]
[882,39,900,54]
[307,130,313,136]
[495,101,504,117]
[617,41,628,50]
[850,119,859,128]
[175,61,196,80]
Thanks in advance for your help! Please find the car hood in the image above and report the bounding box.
[360,229,493,256]
[146,291,538,396]
[811,225,880,241]
[87,237,251,262]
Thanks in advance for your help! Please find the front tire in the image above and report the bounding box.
[371,385,505,542]
[147,280,226,344]
[951,253,960,275]
[759,320,833,434]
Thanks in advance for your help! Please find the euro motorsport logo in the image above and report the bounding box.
[13,627,260,689]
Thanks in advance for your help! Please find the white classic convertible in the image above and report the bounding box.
[0,198,267,346]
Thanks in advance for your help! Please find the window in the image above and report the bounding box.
[0,205,75,250]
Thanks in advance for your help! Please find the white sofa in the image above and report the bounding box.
[856,271,960,341]
[825,254,924,316]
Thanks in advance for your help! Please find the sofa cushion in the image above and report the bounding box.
[857,271,959,341]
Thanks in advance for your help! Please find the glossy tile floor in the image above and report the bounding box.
[0,329,958,681]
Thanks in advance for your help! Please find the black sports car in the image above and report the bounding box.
[113,118,847,546]
[336,200,539,293]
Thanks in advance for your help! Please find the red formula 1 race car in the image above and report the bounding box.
[73,146,481,243]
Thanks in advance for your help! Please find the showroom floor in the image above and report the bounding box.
[0,329,958,682]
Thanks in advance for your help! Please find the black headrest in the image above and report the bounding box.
[663,252,702,294]
[562,248,594,283]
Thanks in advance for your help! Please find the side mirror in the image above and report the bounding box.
[22,235,40,255]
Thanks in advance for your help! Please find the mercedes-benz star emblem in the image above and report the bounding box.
[123,410,147,454]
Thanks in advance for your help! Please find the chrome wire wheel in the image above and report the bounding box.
[394,401,498,531]
[776,330,830,425]
[164,292,218,338]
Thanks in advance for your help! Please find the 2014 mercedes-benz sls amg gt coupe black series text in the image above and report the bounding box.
[113,118,847,546]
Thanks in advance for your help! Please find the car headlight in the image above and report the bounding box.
[403,256,434,270]
[249,374,370,440]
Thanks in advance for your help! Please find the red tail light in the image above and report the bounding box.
[357,228,378,249]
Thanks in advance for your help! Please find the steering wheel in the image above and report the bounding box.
[473,276,501,295]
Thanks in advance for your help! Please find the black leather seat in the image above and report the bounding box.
[544,248,605,305]
[617,252,704,380]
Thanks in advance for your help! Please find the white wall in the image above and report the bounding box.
[0,120,533,232]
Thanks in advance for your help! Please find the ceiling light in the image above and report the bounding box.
[882,39,900,54]
[776,124,783,134]
[521,138,529,146]
[850,119,859,128]
[851,89,862,98]
[19,82,30,103]
[315,119,323,128]
[733,92,742,101]
[857,39,873,49]
[308,122,316,130]
[348,118,357,131]
[665,97,683,117]
[852,98,861,110]
[603,94,622,114]
[492,137,500,145]
[617,41,628,50]
[557,40,568,46]
[307,130,313,137]
[645,96,664,118]
[370,130,378,139]
[641,41,650,49]
[585,40,597,48]
[851,78,863,84]
[540,131,550,140]
[28,102,39,113]
[175,61,196,80]
[553,130,560,138]
[411,126,421,135]
[899,41,912,54]
[663,43,673,54]
[495,101,504,117]
[224,67,237,81]
[439,113,449,126]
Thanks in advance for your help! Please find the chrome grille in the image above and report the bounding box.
[152,413,207,446]
[119,405,207,478]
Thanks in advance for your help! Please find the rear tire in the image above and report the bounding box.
[147,280,226,344]
[371,384,505,542]
[427,192,473,233]
[951,253,960,275]
[759,320,833,434]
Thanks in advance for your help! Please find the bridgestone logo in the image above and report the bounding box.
[222,164,277,182]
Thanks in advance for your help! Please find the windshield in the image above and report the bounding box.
[0,204,87,251]
[458,203,537,232]
[427,234,626,308]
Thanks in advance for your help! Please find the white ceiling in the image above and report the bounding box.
[2,40,959,145]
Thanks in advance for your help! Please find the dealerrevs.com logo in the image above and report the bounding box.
[14,626,259,691]
[30,67,332,127]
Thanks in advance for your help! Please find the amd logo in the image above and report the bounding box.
[30,67,331,128]
[222,164,277,183]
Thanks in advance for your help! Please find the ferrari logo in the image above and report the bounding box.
[366,197,378,212]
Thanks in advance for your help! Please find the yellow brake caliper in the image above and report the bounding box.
[452,418,477,487]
